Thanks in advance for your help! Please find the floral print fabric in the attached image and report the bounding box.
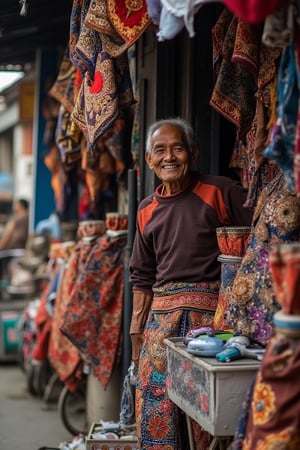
[61,234,126,387]
[48,240,95,391]
[242,334,300,449]
[136,281,219,449]
[227,170,300,345]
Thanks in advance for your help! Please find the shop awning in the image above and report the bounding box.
[0,0,72,69]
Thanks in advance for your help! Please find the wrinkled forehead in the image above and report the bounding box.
[151,124,186,145]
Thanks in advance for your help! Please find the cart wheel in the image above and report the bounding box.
[58,383,88,436]
[26,362,39,396]
[26,361,52,397]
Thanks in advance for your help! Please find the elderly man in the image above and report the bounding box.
[129,117,253,449]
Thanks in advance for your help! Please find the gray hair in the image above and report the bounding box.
[145,117,195,154]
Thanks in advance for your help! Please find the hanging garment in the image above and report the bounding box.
[84,0,128,58]
[61,233,126,387]
[84,0,151,58]
[48,239,96,392]
[43,145,65,215]
[242,335,300,449]
[71,49,135,149]
[227,171,300,345]
[69,0,91,74]
[293,31,300,196]
[262,0,296,48]
[157,0,216,41]
[73,20,102,76]
[107,0,151,46]
[223,0,287,24]
[243,98,281,209]
[146,0,162,24]
[269,242,300,315]
[49,46,78,113]
[31,286,53,361]
[241,242,300,448]
[264,38,299,192]
[157,5,185,40]
[69,0,84,64]
[213,254,243,330]
[55,105,82,169]
[210,9,262,139]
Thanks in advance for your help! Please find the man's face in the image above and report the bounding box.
[145,124,196,188]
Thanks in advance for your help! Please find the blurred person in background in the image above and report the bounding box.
[0,198,29,250]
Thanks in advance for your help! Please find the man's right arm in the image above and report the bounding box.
[129,290,153,367]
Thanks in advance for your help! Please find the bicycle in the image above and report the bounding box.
[57,367,89,436]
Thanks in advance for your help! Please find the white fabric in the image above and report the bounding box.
[157,6,185,41]
[158,0,218,39]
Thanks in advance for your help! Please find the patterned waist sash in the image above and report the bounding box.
[152,281,220,313]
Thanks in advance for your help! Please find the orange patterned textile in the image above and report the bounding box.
[48,240,96,391]
[61,233,126,387]
[242,337,300,449]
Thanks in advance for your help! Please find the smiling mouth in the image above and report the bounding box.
[161,164,178,169]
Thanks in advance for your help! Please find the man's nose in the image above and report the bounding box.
[164,148,176,159]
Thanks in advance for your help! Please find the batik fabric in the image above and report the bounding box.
[136,281,219,449]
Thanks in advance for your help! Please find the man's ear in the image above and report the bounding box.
[145,152,154,169]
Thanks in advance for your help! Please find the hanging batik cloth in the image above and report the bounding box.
[48,241,93,392]
[72,50,135,149]
[210,8,262,140]
[227,170,300,345]
[241,243,300,449]
[49,45,78,113]
[61,233,126,387]
[264,36,300,192]
[223,0,287,24]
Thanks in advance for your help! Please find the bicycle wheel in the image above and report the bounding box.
[58,383,88,436]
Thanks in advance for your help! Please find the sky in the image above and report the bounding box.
[0,71,24,93]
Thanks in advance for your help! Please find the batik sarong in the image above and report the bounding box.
[136,281,219,450]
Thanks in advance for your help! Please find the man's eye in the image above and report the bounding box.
[173,146,185,152]
[153,148,164,154]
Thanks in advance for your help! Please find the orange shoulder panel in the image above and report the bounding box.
[137,196,159,234]
[193,182,230,224]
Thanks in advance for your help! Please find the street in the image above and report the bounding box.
[0,362,72,450]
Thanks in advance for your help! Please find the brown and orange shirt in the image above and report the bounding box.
[130,171,253,294]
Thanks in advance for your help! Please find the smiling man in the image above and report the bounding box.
[129,117,253,449]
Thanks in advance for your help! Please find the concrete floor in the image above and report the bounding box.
[0,362,73,450]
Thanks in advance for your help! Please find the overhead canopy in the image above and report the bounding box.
[0,0,72,69]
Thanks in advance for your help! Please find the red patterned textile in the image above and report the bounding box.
[71,50,135,149]
[210,9,262,139]
[48,240,96,391]
[269,243,300,315]
[61,233,126,387]
[107,0,150,45]
[223,0,286,24]
[32,285,52,361]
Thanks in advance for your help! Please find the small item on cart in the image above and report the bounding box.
[183,325,214,345]
[183,326,233,345]
[187,335,227,357]
[216,335,265,362]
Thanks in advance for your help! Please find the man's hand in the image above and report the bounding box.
[130,333,144,368]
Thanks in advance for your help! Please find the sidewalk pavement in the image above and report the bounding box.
[0,362,72,450]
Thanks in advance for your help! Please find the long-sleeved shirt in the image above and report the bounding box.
[130,171,253,294]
